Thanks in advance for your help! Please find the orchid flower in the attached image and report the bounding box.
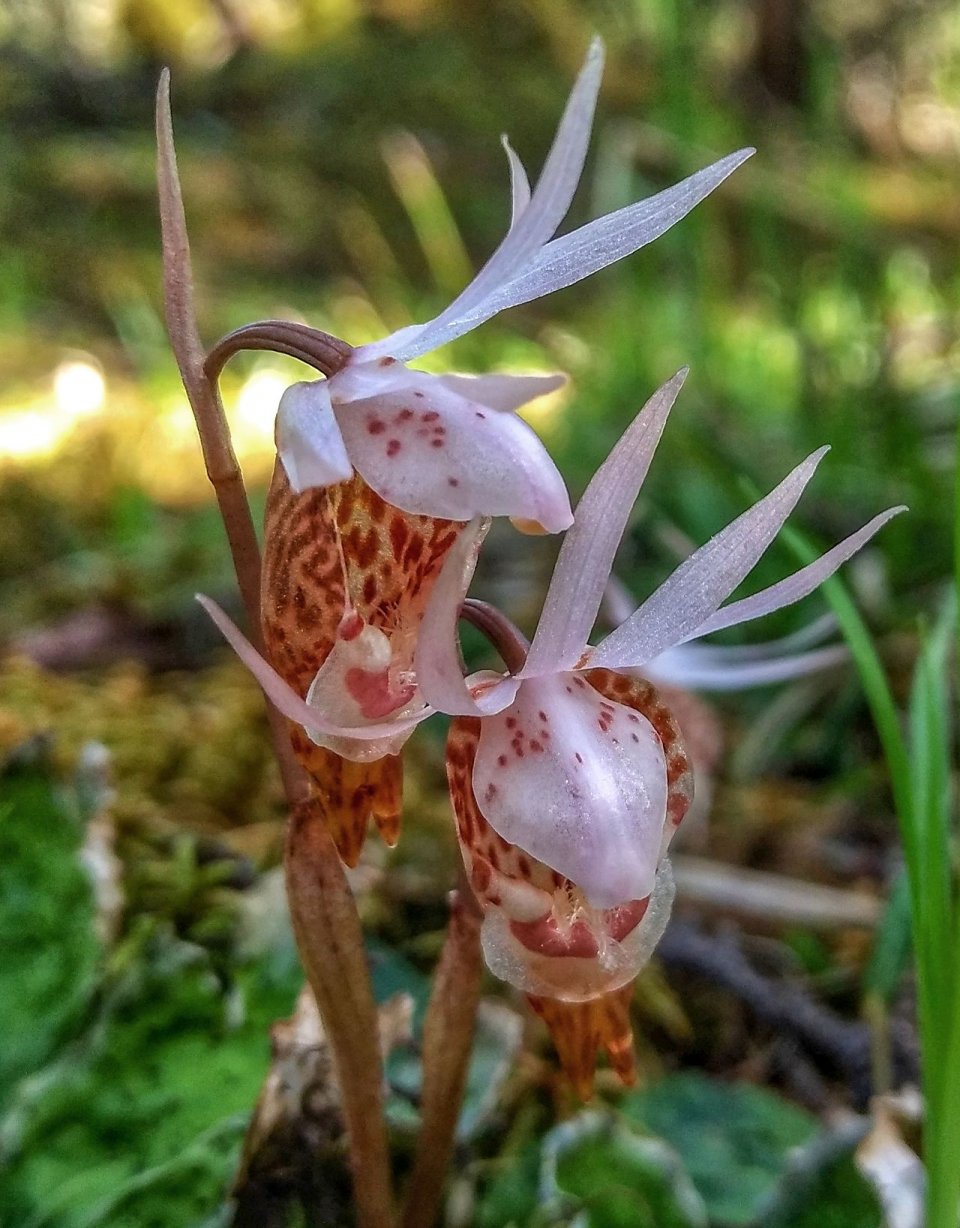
[199,479,470,864]
[275,37,753,532]
[418,368,903,906]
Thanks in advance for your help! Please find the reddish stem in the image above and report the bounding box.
[460,598,529,674]
[400,886,483,1228]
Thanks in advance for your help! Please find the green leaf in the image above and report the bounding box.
[621,1074,814,1225]
[541,1111,708,1228]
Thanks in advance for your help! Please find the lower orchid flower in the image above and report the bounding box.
[416,368,905,1092]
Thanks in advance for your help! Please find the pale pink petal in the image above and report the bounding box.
[274,380,353,493]
[415,518,521,718]
[357,323,426,363]
[429,149,754,342]
[197,596,432,744]
[521,370,687,679]
[606,580,839,655]
[642,641,848,691]
[472,674,668,908]
[588,448,830,670]
[333,372,572,529]
[502,135,531,226]
[438,371,566,411]
[679,507,906,641]
[394,37,605,360]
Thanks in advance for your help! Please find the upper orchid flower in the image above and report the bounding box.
[275,37,753,532]
[417,369,905,912]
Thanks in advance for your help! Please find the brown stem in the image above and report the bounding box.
[156,71,395,1227]
[156,70,300,800]
[460,599,529,674]
[286,800,397,1228]
[400,885,483,1228]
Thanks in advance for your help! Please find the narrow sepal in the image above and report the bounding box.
[521,369,686,678]
[589,448,830,670]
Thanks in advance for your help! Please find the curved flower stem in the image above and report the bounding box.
[204,320,353,385]
[460,598,530,674]
[156,71,395,1228]
[400,882,484,1228]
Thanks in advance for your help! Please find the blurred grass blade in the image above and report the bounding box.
[906,603,955,1076]
[864,868,911,1003]
[779,524,912,853]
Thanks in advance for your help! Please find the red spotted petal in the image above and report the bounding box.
[330,361,572,531]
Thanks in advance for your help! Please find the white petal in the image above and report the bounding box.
[679,507,906,641]
[679,612,839,659]
[414,149,754,349]
[642,641,849,691]
[588,448,829,670]
[197,596,432,749]
[275,380,353,493]
[486,149,754,313]
[393,37,605,360]
[502,135,531,226]
[415,518,522,717]
[521,369,686,679]
[438,371,566,411]
[472,674,668,909]
[333,368,572,529]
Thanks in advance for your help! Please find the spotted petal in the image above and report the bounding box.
[472,674,667,909]
[332,365,572,529]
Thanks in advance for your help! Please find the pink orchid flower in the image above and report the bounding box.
[276,37,753,532]
[416,369,905,918]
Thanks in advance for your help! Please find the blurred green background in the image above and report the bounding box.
[1,1,958,1224]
